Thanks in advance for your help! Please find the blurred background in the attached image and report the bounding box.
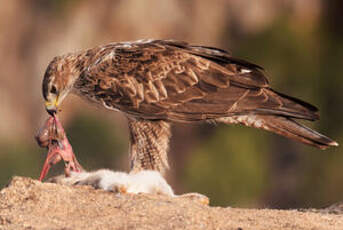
[0,0,342,209]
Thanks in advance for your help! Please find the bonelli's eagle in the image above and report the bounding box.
[42,39,337,181]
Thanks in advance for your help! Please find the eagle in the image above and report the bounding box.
[42,39,338,179]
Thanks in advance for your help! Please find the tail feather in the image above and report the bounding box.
[218,115,338,149]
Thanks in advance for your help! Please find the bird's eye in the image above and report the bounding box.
[50,85,58,94]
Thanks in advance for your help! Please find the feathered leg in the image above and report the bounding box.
[128,118,171,175]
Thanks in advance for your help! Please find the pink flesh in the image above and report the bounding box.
[39,115,83,181]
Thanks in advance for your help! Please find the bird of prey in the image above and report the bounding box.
[42,39,338,178]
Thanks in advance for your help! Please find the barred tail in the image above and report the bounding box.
[217,115,338,150]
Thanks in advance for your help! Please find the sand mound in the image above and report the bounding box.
[0,177,342,230]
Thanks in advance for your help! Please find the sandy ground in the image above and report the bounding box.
[0,177,342,230]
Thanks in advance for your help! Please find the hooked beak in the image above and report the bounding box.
[45,98,58,116]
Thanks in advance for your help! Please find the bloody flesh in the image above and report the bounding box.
[36,115,83,181]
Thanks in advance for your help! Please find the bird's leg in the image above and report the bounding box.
[128,119,171,175]
[37,115,83,181]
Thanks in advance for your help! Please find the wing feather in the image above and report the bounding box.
[80,40,318,122]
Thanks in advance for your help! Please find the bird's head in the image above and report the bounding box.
[42,55,80,115]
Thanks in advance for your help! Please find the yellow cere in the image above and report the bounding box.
[45,97,59,108]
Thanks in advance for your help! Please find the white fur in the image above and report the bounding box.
[59,169,174,196]
[127,170,174,196]
[59,171,91,185]
[92,169,130,191]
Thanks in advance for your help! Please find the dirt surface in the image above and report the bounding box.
[0,177,342,230]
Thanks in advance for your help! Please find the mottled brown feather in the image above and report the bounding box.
[76,40,318,123]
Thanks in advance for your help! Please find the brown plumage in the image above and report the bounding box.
[42,39,338,174]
